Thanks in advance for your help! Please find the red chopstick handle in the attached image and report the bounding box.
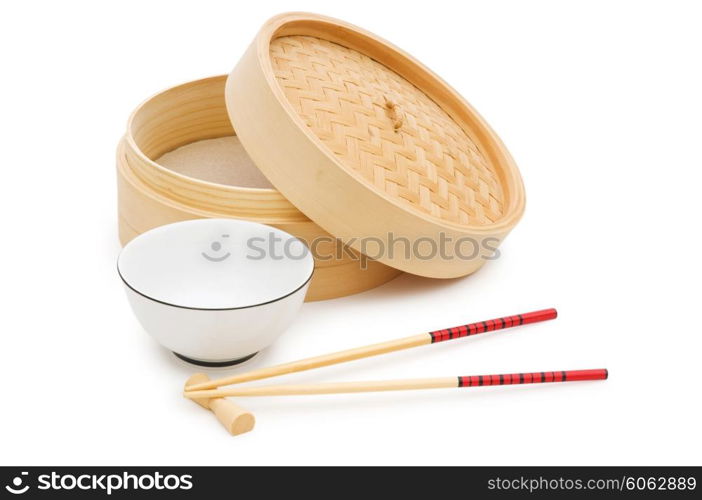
[457,369,608,387]
[429,308,557,343]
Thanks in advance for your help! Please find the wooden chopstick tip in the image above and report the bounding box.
[183,390,215,399]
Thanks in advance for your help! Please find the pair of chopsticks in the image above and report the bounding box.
[184,308,607,400]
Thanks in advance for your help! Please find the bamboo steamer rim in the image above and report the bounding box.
[124,75,310,223]
[225,12,526,278]
[117,136,265,221]
[124,76,266,193]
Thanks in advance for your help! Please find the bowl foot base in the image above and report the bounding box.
[172,351,258,368]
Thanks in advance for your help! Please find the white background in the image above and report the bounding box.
[1,0,700,466]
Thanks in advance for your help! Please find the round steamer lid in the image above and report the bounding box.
[225,13,525,278]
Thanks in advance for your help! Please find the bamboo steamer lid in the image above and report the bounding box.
[226,13,525,278]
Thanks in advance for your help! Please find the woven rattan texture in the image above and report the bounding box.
[270,35,504,226]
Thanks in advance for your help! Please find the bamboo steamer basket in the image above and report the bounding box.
[226,13,526,278]
[118,75,402,301]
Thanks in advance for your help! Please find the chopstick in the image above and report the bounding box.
[185,308,557,391]
[184,368,607,398]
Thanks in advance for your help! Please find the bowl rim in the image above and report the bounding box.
[117,219,314,310]
[118,267,313,311]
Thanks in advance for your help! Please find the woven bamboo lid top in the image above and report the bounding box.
[225,13,525,278]
[269,36,503,227]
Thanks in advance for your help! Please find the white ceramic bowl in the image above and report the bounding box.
[117,219,314,366]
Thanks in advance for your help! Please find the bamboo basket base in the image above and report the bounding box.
[157,136,274,189]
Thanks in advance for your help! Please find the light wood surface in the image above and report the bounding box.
[185,373,255,436]
[186,377,456,398]
[185,334,430,391]
[225,13,526,278]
